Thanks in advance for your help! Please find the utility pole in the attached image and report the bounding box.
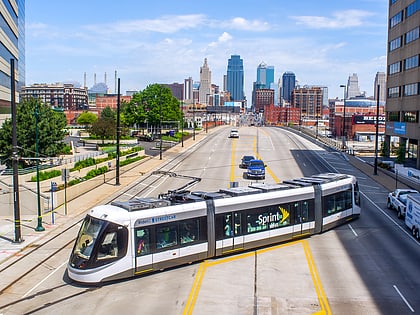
[11,59,23,243]
[116,78,121,185]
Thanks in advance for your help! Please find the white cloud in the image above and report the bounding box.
[291,10,374,29]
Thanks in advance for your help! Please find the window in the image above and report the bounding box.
[388,86,401,98]
[156,224,178,249]
[403,111,419,123]
[135,228,150,256]
[405,27,419,44]
[389,37,402,51]
[180,219,199,244]
[403,83,418,96]
[323,188,353,216]
[406,0,420,17]
[387,111,400,122]
[390,11,403,28]
[404,55,419,70]
[390,0,398,4]
[389,61,401,74]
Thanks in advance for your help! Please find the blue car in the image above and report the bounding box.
[246,159,266,179]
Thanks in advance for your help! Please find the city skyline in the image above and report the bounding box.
[25,1,388,101]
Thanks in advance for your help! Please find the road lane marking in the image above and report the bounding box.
[183,239,330,314]
[22,261,68,298]
[393,285,415,313]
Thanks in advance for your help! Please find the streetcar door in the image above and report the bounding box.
[292,201,310,237]
[221,212,243,253]
[135,228,153,274]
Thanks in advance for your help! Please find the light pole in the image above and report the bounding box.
[34,103,44,232]
[180,100,184,147]
[193,101,196,141]
[340,84,347,150]
[374,84,380,175]
[159,86,163,160]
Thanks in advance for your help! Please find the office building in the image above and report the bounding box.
[199,58,212,105]
[256,62,274,89]
[346,73,361,98]
[184,77,193,105]
[374,72,386,102]
[282,72,296,103]
[386,0,420,168]
[0,0,25,112]
[226,55,244,102]
[291,86,323,119]
[255,89,274,113]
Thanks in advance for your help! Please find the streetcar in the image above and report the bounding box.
[67,173,361,283]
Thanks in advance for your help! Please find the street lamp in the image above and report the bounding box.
[374,84,380,175]
[340,84,347,150]
[193,101,196,141]
[159,86,163,160]
[34,103,44,232]
[180,100,184,147]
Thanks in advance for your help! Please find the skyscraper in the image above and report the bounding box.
[256,62,274,89]
[374,72,386,102]
[199,58,212,105]
[346,73,361,98]
[226,55,244,102]
[1,0,25,111]
[282,72,296,103]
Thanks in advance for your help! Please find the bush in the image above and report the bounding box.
[72,157,96,171]
[30,169,61,182]
[85,166,108,180]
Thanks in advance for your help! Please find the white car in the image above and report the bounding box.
[229,129,239,138]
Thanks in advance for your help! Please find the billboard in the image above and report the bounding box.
[352,115,385,125]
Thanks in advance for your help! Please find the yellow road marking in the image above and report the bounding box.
[183,239,331,314]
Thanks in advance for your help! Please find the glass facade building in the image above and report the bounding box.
[226,55,244,102]
[282,72,296,103]
[0,0,25,111]
[256,62,274,89]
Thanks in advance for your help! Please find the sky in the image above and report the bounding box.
[25,0,389,102]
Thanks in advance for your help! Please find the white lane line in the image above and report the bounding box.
[348,224,358,237]
[22,261,68,298]
[393,285,415,313]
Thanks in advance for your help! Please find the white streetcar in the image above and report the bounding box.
[68,173,361,283]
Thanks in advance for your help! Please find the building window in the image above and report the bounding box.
[390,11,403,28]
[389,36,402,51]
[403,111,418,123]
[404,55,419,70]
[403,83,419,96]
[388,86,401,98]
[389,61,401,74]
[387,111,400,122]
[406,0,420,18]
[390,0,398,4]
[405,27,420,45]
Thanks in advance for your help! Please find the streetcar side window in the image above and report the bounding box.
[323,188,353,216]
[156,224,178,249]
[180,219,199,244]
[135,228,150,256]
[246,204,291,234]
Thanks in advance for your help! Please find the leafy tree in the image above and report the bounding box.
[77,111,97,128]
[395,144,406,165]
[122,84,182,130]
[0,98,67,167]
[101,106,116,120]
[90,117,116,143]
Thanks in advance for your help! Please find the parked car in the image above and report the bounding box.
[387,188,419,218]
[240,155,255,168]
[246,159,266,180]
[229,129,239,138]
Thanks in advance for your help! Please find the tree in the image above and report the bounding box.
[0,98,67,167]
[90,117,116,143]
[77,111,97,128]
[122,84,182,131]
[395,144,406,165]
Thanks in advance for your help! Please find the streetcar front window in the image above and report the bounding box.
[73,216,103,260]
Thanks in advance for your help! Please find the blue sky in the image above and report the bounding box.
[25,0,388,101]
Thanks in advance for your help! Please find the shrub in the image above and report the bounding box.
[30,169,61,182]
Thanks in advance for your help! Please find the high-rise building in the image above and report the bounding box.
[256,62,274,89]
[282,72,296,103]
[386,0,420,169]
[184,77,193,104]
[346,73,361,98]
[1,0,25,112]
[199,58,212,105]
[226,55,244,102]
[374,72,386,102]
[291,86,323,119]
